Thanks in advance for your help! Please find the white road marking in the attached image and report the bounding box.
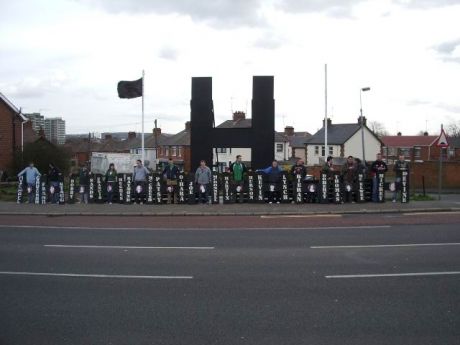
[326,271,460,279]
[0,271,193,279]
[0,224,391,231]
[261,214,342,219]
[44,245,214,250]
[311,242,460,249]
[403,211,460,216]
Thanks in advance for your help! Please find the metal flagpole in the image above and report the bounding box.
[324,64,328,159]
[141,70,145,163]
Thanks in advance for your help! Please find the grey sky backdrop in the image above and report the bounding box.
[1,0,459,136]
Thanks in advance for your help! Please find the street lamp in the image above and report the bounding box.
[360,87,371,162]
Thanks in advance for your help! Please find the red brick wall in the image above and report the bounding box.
[409,161,460,189]
[307,161,460,189]
[0,101,15,172]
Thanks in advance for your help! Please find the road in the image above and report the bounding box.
[1,213,460,344]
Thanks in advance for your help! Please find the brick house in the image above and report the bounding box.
[0,93,35,175]
[156,122,191,172]
[380,133,458,163]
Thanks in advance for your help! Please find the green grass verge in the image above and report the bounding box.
[0,184,18,202]
[410,194,436,201]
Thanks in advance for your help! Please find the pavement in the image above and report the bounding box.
[1,216,459,345]
[1,194,460,216]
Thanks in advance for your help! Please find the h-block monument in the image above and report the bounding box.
[190,76,275,170]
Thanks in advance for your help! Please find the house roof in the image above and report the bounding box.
[381,135,438,147]
[289,133,312,147]
[306,124,362,145]
[216,119,253,128]
[0,92,27,121]
[161,129,190,146]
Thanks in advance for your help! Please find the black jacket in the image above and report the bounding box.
[162,165,180,180]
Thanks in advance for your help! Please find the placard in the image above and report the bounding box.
[294,174,304,204]
[125,174,132,204]
[16,175,23,204]
[357,173,365,203]
[211,172,219,204]
[320,173,328,203]
[68,175,76,204]
[256,172,264,203]
[146,174,154,204]
[377,173,385,203]
[117,174,125,203]
[222,173,233,204]
[153,173,162,204]
[177,173,186,204]
[401,171,409,203]
[35,175,41,204]
[333,173,341,204]
[281,172,290,203]
[247,173,256,203]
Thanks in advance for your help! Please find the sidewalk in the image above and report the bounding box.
[1,194,459,216]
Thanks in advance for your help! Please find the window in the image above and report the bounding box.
[171,146,177,157]
[276,144,284,152]
[414,146,421,159]
[321,146,325,157]
[216,148,227,153]
[177,146,182,157]
[329,146,333,155]
[164,147,169,157]
[315,146,319,155]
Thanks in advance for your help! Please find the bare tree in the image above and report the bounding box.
[446,120,460,138]
[369,121,389,138]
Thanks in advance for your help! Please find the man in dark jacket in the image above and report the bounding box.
[341,156,357,203]
[48,163,61,204]
[371,153,388,202]
[79,165,90,204]
[162,158,180,204]
[393,154,410,202]
[290,159,307,177]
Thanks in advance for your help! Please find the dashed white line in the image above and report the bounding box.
[44,245,215,250]
[311,242,460,249]
[0,271,193,279]
[326,271,460,279]
[261,215,342,219]
[0,224,392,231]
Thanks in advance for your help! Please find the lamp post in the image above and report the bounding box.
[360,87,371,162]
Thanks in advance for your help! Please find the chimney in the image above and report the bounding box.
[233,111,246,121]
[423,131,428,136]
[357,116,367,126]
[397,132,402,136]
[323,118,332,128]
[104,134,112,140]
[128,131,136,140]
[185,121,191,131]
[284,126,294,137]
[153,128,161,136]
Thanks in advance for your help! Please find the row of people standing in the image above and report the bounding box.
[17,162,61,203]
[322,153,410,202]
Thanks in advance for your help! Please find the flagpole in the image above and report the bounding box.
[324,64,328,159]
[142,70,145,163]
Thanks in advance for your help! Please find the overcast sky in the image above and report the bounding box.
[1,0,459,136]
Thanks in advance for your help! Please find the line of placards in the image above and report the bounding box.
[17,171,410,204]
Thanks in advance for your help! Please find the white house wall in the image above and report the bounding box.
[306,144,341,166]
[345,128,381,161]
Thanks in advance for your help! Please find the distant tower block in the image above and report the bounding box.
[190,76,275,170]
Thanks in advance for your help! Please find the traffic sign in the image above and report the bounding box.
[436,128,449,148]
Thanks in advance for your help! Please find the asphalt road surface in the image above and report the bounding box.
[1,213,459,344]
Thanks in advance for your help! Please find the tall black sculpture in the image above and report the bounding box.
[190,76,275,170]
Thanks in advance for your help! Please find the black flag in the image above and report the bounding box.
[117,78,143,99]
